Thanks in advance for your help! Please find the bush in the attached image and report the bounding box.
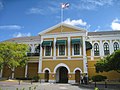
[92,75,107,82]
[32,76,40,82]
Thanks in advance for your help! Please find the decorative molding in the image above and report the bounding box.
[54,63,70,73]
[73,67,83,73]
[43,68,51,73]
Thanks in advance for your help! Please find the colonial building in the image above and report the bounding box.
[1,23,120,83]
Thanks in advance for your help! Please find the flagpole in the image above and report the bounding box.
[61,4,63,33]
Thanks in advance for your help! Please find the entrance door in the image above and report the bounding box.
[75,70,80,83]
[45,70,49,82]
[59,67,68,83]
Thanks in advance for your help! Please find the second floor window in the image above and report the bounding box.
[59,45,65,55]
[104,42,109,55]
[45,46,51,56]
[74,44,80,55]
[113,42,119,51]
[94,43,99,56]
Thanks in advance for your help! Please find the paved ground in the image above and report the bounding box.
[0,80,120,90]
[0,80,92,90]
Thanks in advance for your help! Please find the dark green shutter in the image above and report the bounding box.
[42,41,53,47]
[56,40,66,45]
[71,39,81,44]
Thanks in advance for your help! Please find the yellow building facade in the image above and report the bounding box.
[1,23,120,83]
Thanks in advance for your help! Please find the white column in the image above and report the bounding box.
[38,38,43,73]
[100,40,104,58]
[90,41,94,60]
[109,40,113,54]
[25,64,28,78]
[0,69,3,78]
[68,37,71,60]
[53,38,56,60]
[83,36,88,73]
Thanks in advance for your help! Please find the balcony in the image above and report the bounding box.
[27,53,40,56]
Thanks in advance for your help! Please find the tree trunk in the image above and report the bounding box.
[11,67,15,79]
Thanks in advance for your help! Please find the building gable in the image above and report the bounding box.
[39,23,86,35]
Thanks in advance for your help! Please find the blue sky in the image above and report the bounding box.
[0,0,120,41]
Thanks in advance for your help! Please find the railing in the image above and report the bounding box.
[27,53,40,56]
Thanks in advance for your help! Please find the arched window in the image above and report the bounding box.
[113,42,119,51]
[94,43,99,56]
[104,42,109,55]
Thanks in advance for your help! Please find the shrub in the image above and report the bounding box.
[32,76,40,82]
[92,75,107,82]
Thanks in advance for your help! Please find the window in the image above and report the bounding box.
[113,42,119,51]
[59,45,65,55]
[74,44,80,55]
[104,42,109,55]
[45,46,51,56]
[94,43,99,56]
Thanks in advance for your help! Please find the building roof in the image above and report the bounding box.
[88,30,120,36]
[3,36,41,43]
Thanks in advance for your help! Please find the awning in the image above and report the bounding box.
[85,41,92,50]
[56,40,66,45]
[71,39,81,44]
[42,41,53,47]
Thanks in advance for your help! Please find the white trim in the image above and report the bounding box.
[73,67,82,73]
[39,23,86,35]
[42,32,86,38]
[43,68,51,73]
[53,38,56,60]
[54,63,70,73]
[68,37,71,59]
[38,38,43,73]
[82,36,88,73]
[109,40,113,54]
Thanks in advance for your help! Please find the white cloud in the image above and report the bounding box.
[0,1,3,10]
[13,32,31,37]
[94,26,101,32]
[64,18,87,26]
[0,25,23,30]
[27,8,44,15]
[111,18,120,30]
[72,0,114,10]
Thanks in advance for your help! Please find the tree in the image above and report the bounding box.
[95,49,120,73]
[0,42,29,78]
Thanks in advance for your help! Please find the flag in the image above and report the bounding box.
[61,3,69,9]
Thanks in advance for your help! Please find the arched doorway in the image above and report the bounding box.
[75,70,81,83]
[56,67,68,83]
[45,70,49,82]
